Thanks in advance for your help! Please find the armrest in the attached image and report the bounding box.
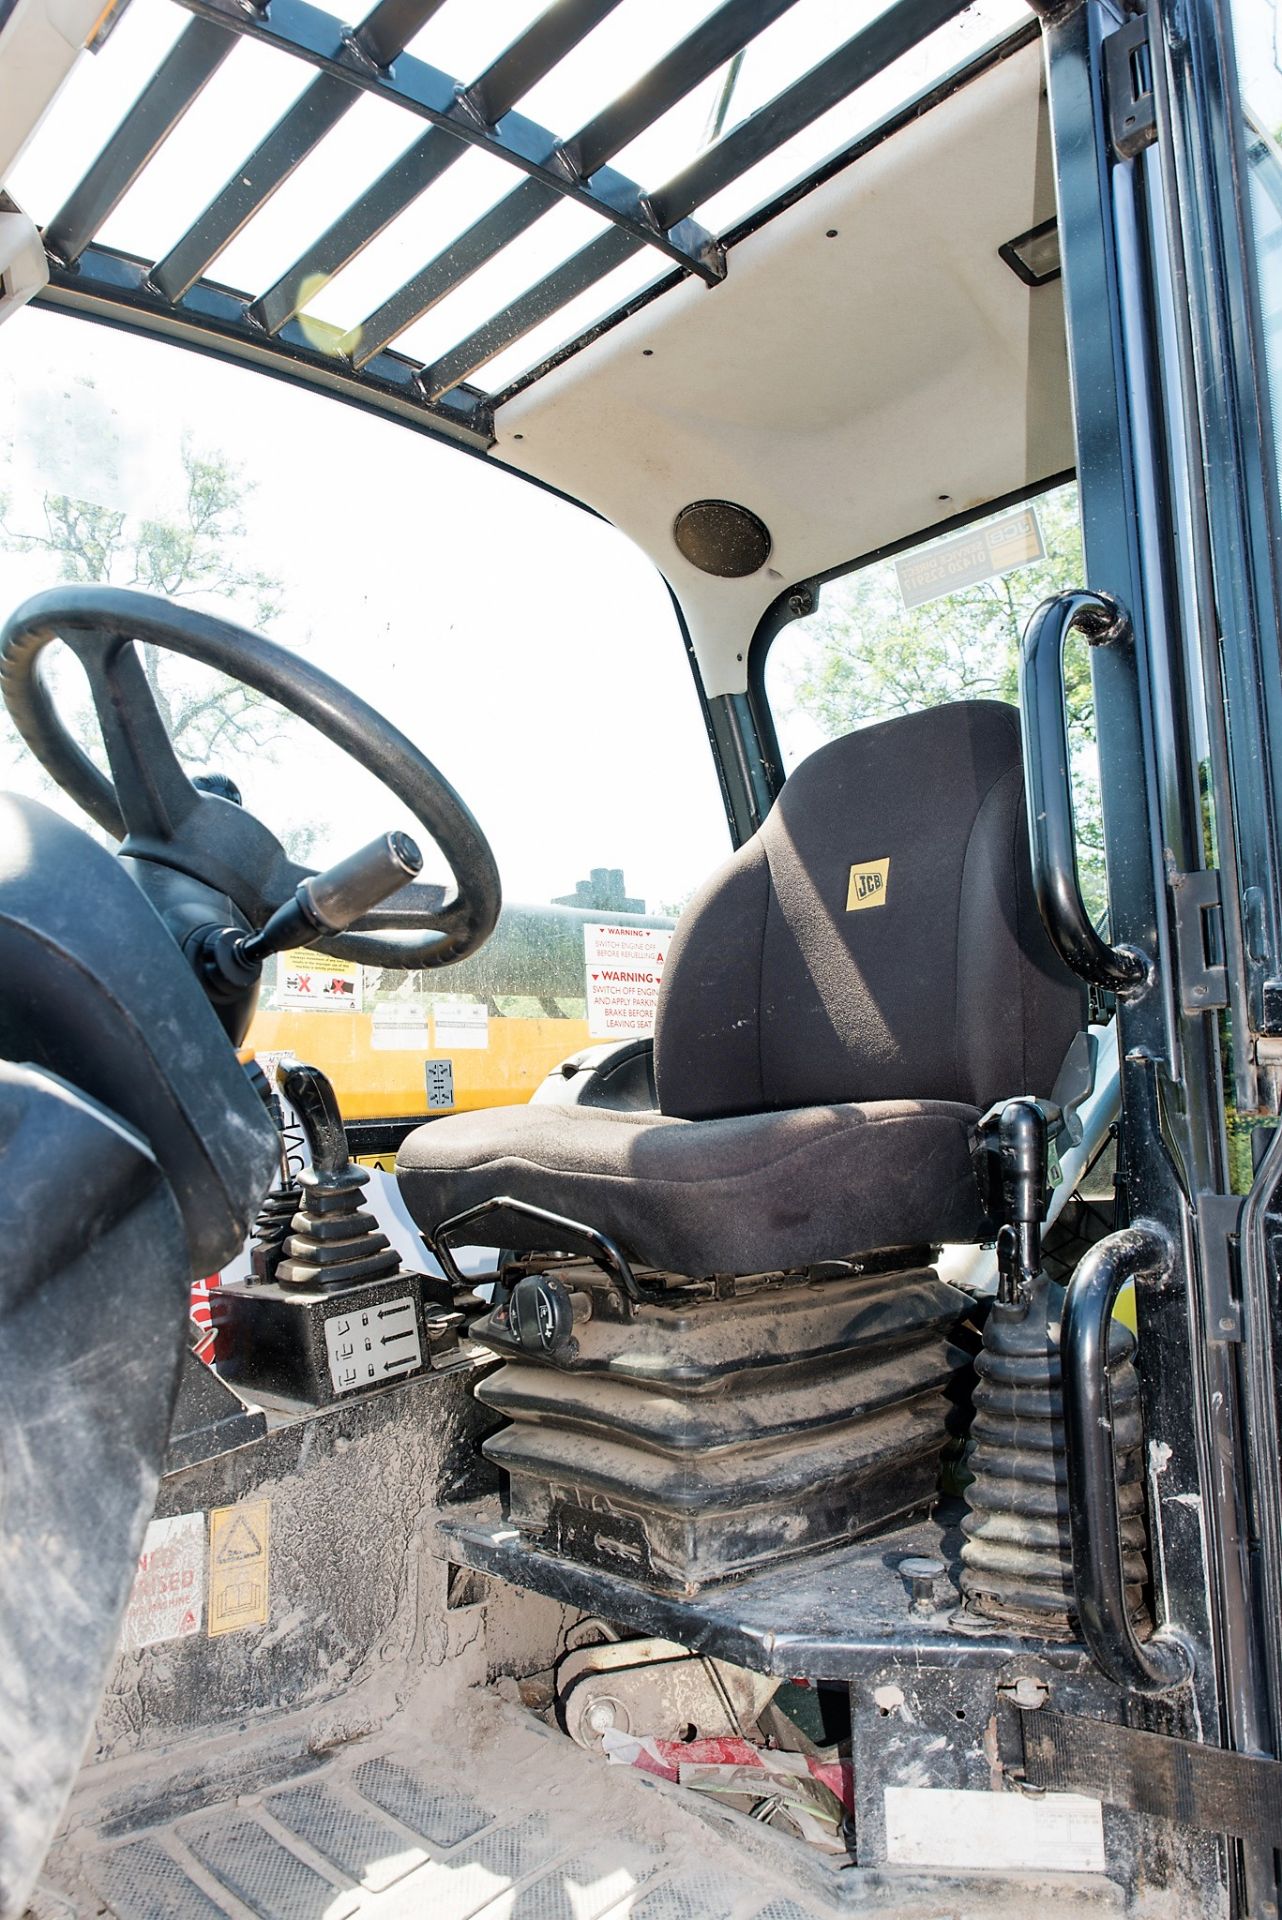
[533,1036,657,1112]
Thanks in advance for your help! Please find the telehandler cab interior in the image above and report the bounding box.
[2,0,1282,1912]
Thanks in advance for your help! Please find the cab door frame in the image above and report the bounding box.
[1046,0,1282,1905]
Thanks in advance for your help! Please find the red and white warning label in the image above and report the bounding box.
[279,948,363,1011]
[584,923,670,1038]
[120,1512,206,1650]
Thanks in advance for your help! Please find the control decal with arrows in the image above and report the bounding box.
[323,1297,424,1395]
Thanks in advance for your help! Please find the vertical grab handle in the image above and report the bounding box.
[1018,590,1149,991]
[1062,1223,1193,1693]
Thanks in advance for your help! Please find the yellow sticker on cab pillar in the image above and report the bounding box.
[846,858,890,911]
[208,1500,270,1635]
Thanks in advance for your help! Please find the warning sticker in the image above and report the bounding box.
[584,924,670,1038]
[894,506,1045,610]
[433,999,488,1050]
[121,1512,205,1650]
[280,948,363,1011]
[208,1500,270,1636]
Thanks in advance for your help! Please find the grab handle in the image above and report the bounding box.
[1019,590,1148,991]
[1062,1223,1193,1693]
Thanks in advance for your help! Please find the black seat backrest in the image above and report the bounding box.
[655,700,1085,1120]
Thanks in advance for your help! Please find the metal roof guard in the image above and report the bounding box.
[22,0,996,446]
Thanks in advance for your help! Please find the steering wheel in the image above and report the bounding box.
[0,586,500,969]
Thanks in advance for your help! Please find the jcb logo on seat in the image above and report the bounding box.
[846,858,890,911]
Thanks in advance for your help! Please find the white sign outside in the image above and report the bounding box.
[584,924,671,1038]
[371,1001,430,1051]
[433,999,489,1049]
[894,506,1045,610]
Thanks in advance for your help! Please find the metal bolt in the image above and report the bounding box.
[899,1554,946,1608]
[1004,1675,1050,1711]
[585,1700,617,1734]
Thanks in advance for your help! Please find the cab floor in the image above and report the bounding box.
[30,1689,875,1920]
[30,1670,1132,1920]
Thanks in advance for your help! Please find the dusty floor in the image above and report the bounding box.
[32,1637,1133,1920]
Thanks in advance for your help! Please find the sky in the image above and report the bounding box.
[0,0,1032,913]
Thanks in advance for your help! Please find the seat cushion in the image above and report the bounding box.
[397,1098,984,1276]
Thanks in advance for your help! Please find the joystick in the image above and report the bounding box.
[275,1063,400,1290]
[211,1061,465,1404]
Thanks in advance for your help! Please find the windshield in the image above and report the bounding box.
[0,308,729,1115]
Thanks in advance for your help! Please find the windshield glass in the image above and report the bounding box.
[0,308,729,1115]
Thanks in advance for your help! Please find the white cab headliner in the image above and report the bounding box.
[495,37,1071,697]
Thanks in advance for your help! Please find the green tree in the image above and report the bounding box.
[779,486,1107,914]
[0,436,286,768]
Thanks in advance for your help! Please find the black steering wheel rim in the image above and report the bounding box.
[0,585,501,968]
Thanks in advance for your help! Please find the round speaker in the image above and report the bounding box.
[673,499,772,577]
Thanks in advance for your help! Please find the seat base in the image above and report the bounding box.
[472,1261,973,1595]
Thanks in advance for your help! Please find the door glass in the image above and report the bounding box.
[762,481,1105,917]
[0,309,729,1118]
[1232,1,1282,505]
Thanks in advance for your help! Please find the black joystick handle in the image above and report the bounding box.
[280,1061,357,1186]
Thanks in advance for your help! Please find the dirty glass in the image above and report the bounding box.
[1233,3,1282,521]
[762,482,1106,919]
[1222,0,1282,1184]
[0,309,729,1117]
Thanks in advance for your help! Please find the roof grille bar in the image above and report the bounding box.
[251,131,459,336]
[652,0,970,228]
[419,225,641,401]
[252,0,625,340]
[161,0,722,292]
[148,0,449,303]
[356,0,440,69]
[340,0,803,369]
[459,0,623,131]
[565,0,801,183]
[419,0,973,403]
[342,175,564,368]
[44,17,238,266]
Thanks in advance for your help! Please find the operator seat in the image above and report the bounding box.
[397,699,1085,1275]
